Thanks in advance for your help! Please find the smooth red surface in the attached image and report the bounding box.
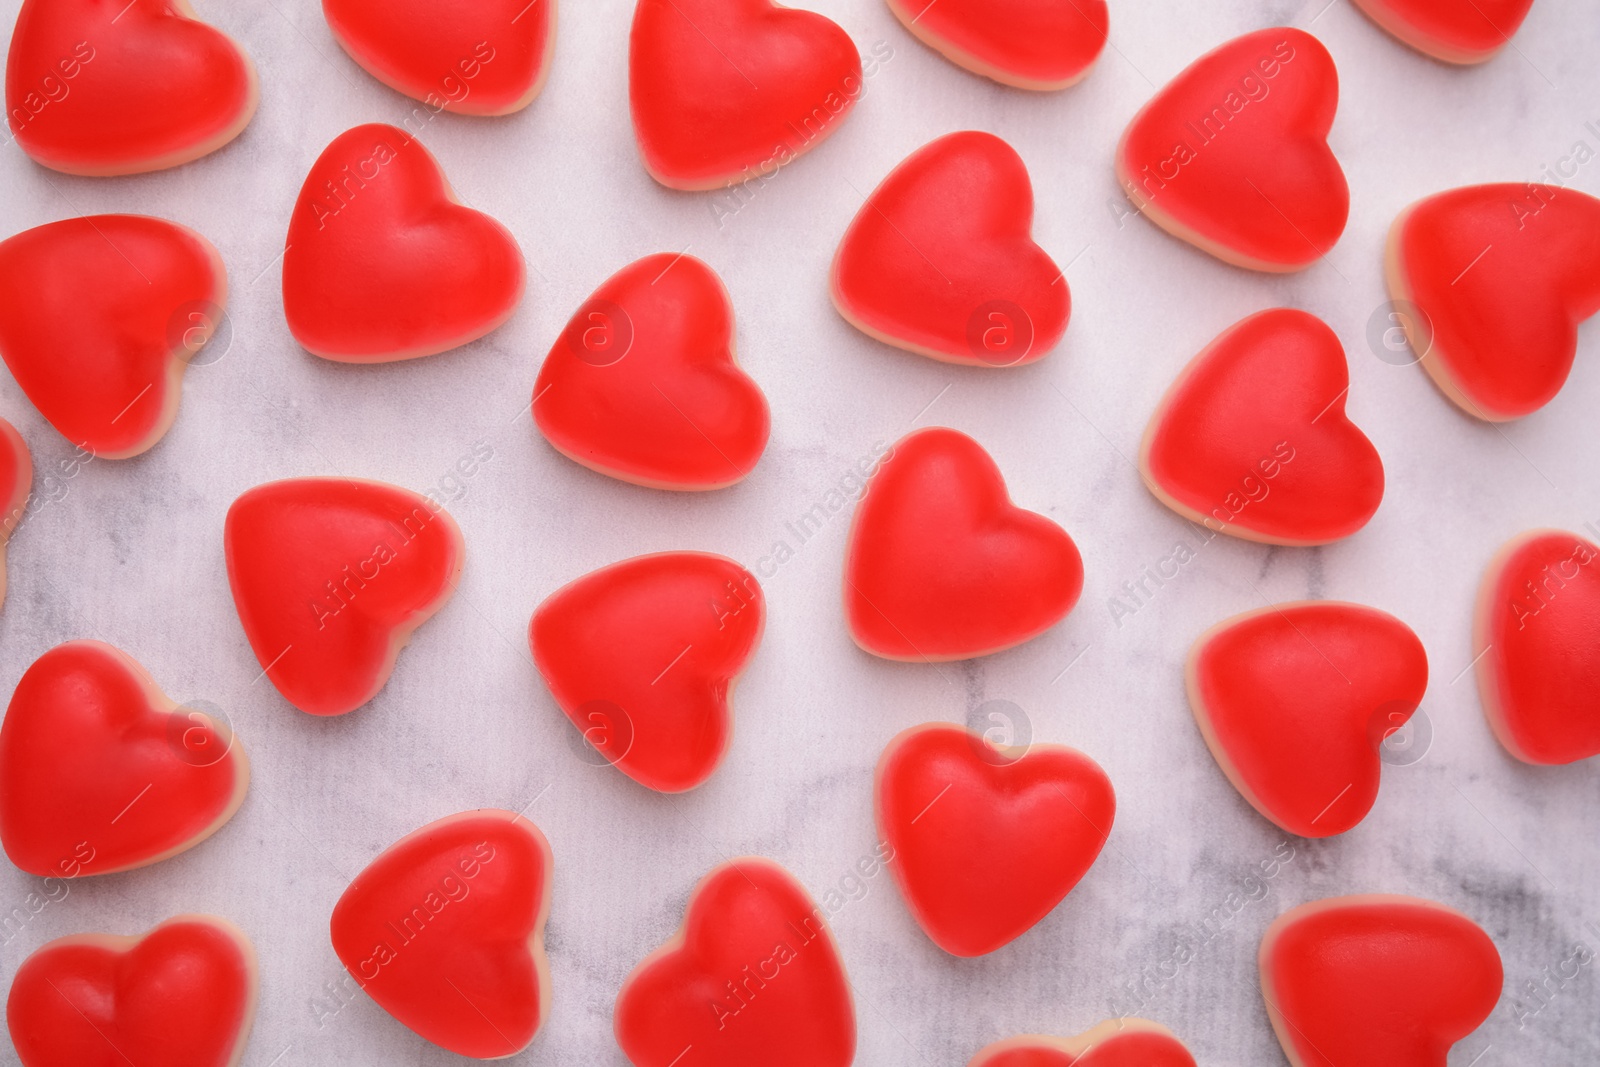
[887,0,1106,88]
[0,416,33,607]
[1117,28,1348,271]
[283,123,525,362]
[6,0,255,175]
[0,215,225,458]
[1141,308,1384,545]
[971,1025,1197,1067]
[1476,529,1600,764]
[7,916,256,1067]
[1350,0,1534,62]
[223,477,464,717]
[1390,184,1600,421]
[845,427,1083,660]
[629,0,861,189]
[0,641,246,877]
[614,858,856,1067]
[1261,896,1502,1067]
[533,253,770,489]
[1188,602,1428,838]
[875,723,1114,957]
[323,0,554,114]
[831,131,1070,367]
[530,552,764,792]
[330,811,552,1059]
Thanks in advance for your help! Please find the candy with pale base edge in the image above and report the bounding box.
[533,253,769,489]
[629,0,861,191]
[5,0,257,176]
[330,810,552,1059]
[1385,184,1600,421]
[845,426,1083,661]
[283,124,525,362]
[830,131,1070,368]
[1116,28,1348,272]
[886,0,1106,90]
[7,914,257,1067]
[0,417,31,609]
[1139,309,1384,546]
[0,215,226,458]
[0,640,247,877]
[224,477,464,717]
[530,552,764,792]
[1186,602,1427,838]
[1349,0,1535,64]
[968,1018,1197,1066]
[876,723,1113,957]
[323,0,556,115]
[614,857,855,1066]
[1260,895,1502,1067]
[1474,529,1600,764]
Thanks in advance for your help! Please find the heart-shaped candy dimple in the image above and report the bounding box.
[1386,183,1600,421]
[876,723,1114,957]
[1187,601,1428,838]
[887,0,1107,90]
[283,123,525,362]
[1261,895,1502,1067]
[1140,308,1385,546]
[0,416,32,608]
[614,857,856,1066]
[1475,528,1600,764]
[0,214,226,458]
[5,0,257,175]
[533,253,769,489]
[831,131,1070,367]
[969,1018,1197,1066]
[0,640,248,877]
[224,477,464,716]
[629,0,861,190]
[531,551,764,792]
[331,810,552,1059]
[845,426,1083,661]
[1117,28,1348,271]
[323,0,555,114]
[6,914,257,1067]
[1349,0,1536,63]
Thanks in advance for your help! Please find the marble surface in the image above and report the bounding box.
[2,0,1599,1063]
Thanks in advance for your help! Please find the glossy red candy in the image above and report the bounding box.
[533,253,769,489]
[1475,529,1600,764]
[530,552,764,792]
[0,640,248,877]
[1350,0,1535,63]
[968,1019,1197,1067]
[5,0,257,175]
[629,0,861,190]
[1386,184,1600,421]
[831,131,1070,367]
[1140,308,1384,546]
[323,0,555,114]
[330,810,552,1058]
[845,427,1083,661]
[223,477,464,717]
[283,124,525,362]
[6,914,257,1067]
[1187,602,1428,838]
[1260,895,1502,1067]
[0,215,226,459]
[876,723,1114,957]
[886,0,1107,90]
[1117,28,1348,272]
[0,416,32,608]
[614,857,855,1066]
